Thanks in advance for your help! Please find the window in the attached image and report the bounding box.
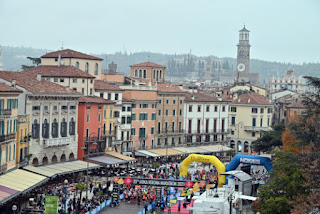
[165,109,168,116]
[60,78,64,82]
[103,110,107,118]
[86,105,91,110]
[121,117,126,124]
[85,62,89,73]
[151,113,156,120]
[214,106,218,112]
[166,100,169,104]
[98,105,102,110]
[115,94,119,100]
[98,113,101,122]
[152,104,156,108]
[82,79,85,83]
[44,106,48,111]
[179,109,182,116]
[143,70,146,78]
[198,105,201,112]
[127,117,131,123]
[94,63,98,75]
[267,118,270,126]
[189,105,192,112]
[69,118,75,135]
[252,132,256,137]
[268,108,273,113]
[90,89,92,95]
[222,106,226,112]
[54,78,58,82]
[61,106,68,110]
[32,106,40,111]
[260,118,263,127]
[151,127,154,134]
[82,88,85,94]
[114,111,120,117]
[132,114,136,121]
[173,100,176,104]
[53,106,58,111]
[73,88,77,91]
[139,104,148,108]
[206,105,210,112]
[158,122,161,134]
[32,119,40,139]
[127,106,131,111]
[132,104,136,108]
[173,109,176,116]
[52,119,58,138]
[122,106,126,112]
[75,61,79,68]
[260,108,264,113]
[42,119,49,138]
[252,108,258,113]
[231,117,236,125]
[180,100,183,104]
[252,118,256,127]
[61,118,67,137]
[230,107,237,112]
[139,113,148,120]
[108,94,111,100]
[158,109,161,116]
[73,79,78,83]
[159,99,162,104]
[231,130,234,135]
[135,70,138,77]
[87,114,90,123]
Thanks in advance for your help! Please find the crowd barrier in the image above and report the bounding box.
[85,193,124,214]
[137,194,177,214]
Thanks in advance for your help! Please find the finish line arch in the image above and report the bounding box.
[179,154,226,187]
[226,154,272,172]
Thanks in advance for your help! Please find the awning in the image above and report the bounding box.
[88,156,128,165]
[0,169,49,204]
[198,145,232,153]
[173,147,210,154]
[135,150,160,158]
[23,160,101,178]
[105,151,136,162]
[148,148,183,156]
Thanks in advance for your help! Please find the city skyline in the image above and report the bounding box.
[0,0,319,64]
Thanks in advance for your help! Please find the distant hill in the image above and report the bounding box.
[2,46,319,82]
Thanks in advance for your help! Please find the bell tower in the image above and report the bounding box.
[236,26,250,82]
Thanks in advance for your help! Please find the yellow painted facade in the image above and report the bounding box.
[16,114,30,165]
[102,103,115,151]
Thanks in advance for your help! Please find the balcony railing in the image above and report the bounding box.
[0,133,16,143]
[244,126,271,132]
[185,129,230,135]
[43,136,71,148]
[157,129,185,136]
[139,134,148,139]
[0,109,11,117]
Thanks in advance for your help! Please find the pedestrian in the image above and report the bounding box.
[178,200,181,212]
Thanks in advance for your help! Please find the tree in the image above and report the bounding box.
[256,151,308,214]
[21,56,41,70]
[252,124,285,153]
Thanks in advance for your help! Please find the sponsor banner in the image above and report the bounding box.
[240,157,261,165]
[45,196,58,214]
[119,177,186,187]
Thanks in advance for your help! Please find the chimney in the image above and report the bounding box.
[66,86,70,91]
[36,73,41,81]
[11,79,16,88]
[191,95,195,100]
[58,54,61,67]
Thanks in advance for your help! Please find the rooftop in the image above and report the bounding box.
[130,62,166,68]
[22,65,95,78]
[78,96,114,104]
[0,83,23,93]
[41,49,103,60]
[157,83,186,93]
[94,80,123,91]
[0,71,80,95]
[239,25,250,32]
[232,92,272,105]
[185,92,222,102]
[287,102,305,109]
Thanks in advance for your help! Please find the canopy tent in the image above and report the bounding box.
[24,160,101,178]
[173,147,210,154]
[148,148,183,156]
[88,156,128,165]
[105,151,136,162]
[135,150,160,158]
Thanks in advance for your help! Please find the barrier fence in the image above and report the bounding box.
[85,193,124,214]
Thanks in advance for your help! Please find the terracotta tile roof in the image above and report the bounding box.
[94,80,123,91]
[0,83,23,93]
[157,83,186,93]
[78,96,114,104]
[130,62,166,68]
[185,92,221,102]
[0,71,80,95]
[41,49,103,60]
[232,92,272,105]
[122,97,132,102]
[286,102,305,108]
[22,65,95,78]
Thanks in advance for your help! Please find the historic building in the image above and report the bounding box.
[23,65,95,96]
[16,114,30,167]
[184,92,230,145]
[236,26,259,85]
[130,62,166,83]
[41,49,103,79]
[0,71,80,166]
[155,83,186,148]
[229,92,273,153]
[0,83,22,173]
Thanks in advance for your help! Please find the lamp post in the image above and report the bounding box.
[82,132,98,202]
[235,122,244,153]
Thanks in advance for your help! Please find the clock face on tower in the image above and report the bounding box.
[237,63,245,72]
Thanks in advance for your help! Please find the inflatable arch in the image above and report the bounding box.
[226,154,272,172]
[179,154,226,187]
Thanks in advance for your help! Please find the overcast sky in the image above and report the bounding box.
[0,0,319,63]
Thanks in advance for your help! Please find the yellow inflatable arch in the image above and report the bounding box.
[179,154,226,187]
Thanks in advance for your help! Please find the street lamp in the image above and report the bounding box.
[235,122,244,153]
[82,132,98,202]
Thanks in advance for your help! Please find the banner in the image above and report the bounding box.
[119,177,186,187]
[45,196,58,214]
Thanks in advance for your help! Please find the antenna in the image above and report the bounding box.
[58,41,64,50]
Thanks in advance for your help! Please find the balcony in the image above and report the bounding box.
[103,130,116,136]
[185,129,230,135]
[0,109,11,118]
[157,129,185,136]
[244,126,271,132]
[43,136,71,148]
[0,133,16,143]
[139,134,148,139]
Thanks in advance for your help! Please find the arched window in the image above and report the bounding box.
[139,70,142,78]
[143,70,146,78]
[85,62,89,73]
[52,119,58,138]
[42,119,49,138]
[94,63,98,75]
[32,119,40,139]
[42,156,48,165]
[134,70,138,77]
[52,155,57,163]
[69,153,75,161]
[69,118,75,136]
[75,61,79,68]
[61,118,67,137]
[32,158,38,166]
[60,154,66,162]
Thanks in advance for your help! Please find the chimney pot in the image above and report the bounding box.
[11,79,16,87]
